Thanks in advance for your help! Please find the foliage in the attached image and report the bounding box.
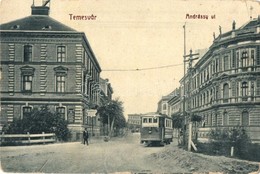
[197,126,260,161]
[98,98,126,136]
[2,105,70,141]
[191,114,202,122]
[172,115,183,129]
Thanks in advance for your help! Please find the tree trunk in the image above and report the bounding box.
[108,115,110,136]
[109,116,115,137]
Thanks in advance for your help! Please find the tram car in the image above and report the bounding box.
[140,113,173,146]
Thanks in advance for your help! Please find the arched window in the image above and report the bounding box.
[223,111,228,126]
[241,82,248,101]
[223,83,229,103]
[241,110,249,126]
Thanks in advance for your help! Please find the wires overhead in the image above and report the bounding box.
[102,63,183,72]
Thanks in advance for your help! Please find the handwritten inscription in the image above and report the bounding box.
[186,14,216,20]
[69,14,97,20]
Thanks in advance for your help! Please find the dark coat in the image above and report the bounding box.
[83,130,89,139]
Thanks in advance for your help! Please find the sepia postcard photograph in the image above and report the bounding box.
[0,0,260,173]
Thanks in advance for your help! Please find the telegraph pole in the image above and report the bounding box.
[182,23,187,146]
[184,49,199,151]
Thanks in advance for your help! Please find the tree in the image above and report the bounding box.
[98,98,126,137]
[2,105,70,141]
[172,114,184,145]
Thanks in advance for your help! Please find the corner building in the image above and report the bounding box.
[0,5,102,141]
[182,17,260,142]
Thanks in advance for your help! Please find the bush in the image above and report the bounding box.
[196,126,260,161]
[2,105,70,141]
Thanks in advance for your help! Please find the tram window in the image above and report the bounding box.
[143,118,147,123]
[153,118,158,123]
[148,118,152,123]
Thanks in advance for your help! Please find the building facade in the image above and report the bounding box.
[99,78,113,135]
[0,3,102,140]
[161,17,260,142]
[127,114,142,131]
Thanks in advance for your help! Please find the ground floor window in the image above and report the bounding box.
[56,107,66,120]
[241,110,249,126]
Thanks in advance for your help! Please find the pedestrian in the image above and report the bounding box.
[83,128,89,145]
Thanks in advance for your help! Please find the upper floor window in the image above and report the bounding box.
[162,103,167,110]
[20,66,35,93]
[223,83,229,103]
[54,66,68,93]
[57,46,66,62]
[224,55,229,70]
[241,82,248,97]
[56,75,65,92]
[24,45,32,62]
[241,50,249,68]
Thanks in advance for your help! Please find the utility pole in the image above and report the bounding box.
[184,49,199,151]
[182,23,187,146]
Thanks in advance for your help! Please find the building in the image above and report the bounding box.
[157,90,177,116]
[162,16,260,142]
[167,88,181,117]
[99,78,113,135]
[127,114,142,131]
[0,2,102,140]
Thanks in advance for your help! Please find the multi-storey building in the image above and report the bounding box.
[127,114,142,131]
[167,88,181,117]
[0,3,102,140]
[157,90,178,116]
[178,17,260,142]
[99,78,113,135]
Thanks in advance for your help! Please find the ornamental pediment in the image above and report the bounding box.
[54,66,68,72]
[20,66,35,75]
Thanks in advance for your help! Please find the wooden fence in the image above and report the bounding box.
[0,132,56,145]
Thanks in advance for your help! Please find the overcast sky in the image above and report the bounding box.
[1,0,260,118]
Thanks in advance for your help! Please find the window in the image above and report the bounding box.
[24,45,32,62]
[163,103,167,110]
[241,82,248,97]
[57,46,66,62]
[57,107,66,119]
[54,66,68,93]
[143,118,147,123]
[224,55,229,70]
[22,75,33,92]
[231,81,236,97]
[153,118,158,123]
[23,106,32,116]
[241,111,249,126]
[232,50,236,68]
[56,75,65,92]
[256,46,260,65]
[223,83,229,103]
[241,50,248,69]
[257,79,260,95]
[223,112,228,126]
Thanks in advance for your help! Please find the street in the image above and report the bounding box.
[1,132,259,173]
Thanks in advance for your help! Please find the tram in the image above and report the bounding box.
[140,113,173,146]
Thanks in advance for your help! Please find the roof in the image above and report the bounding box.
[0,15,76,32]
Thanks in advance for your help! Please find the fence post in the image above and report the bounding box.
[27,132,30,145]
[42,132,45,144]
[1,132,5,145]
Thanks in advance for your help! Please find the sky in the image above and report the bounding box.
[1,0,260,118]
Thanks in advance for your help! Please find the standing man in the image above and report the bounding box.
[83,128,89,145]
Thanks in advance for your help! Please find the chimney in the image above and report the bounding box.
[31,6,49,15]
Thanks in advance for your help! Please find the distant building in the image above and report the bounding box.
[157,90,177,116]
[0,3,102,140]
[127,114,142,131]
